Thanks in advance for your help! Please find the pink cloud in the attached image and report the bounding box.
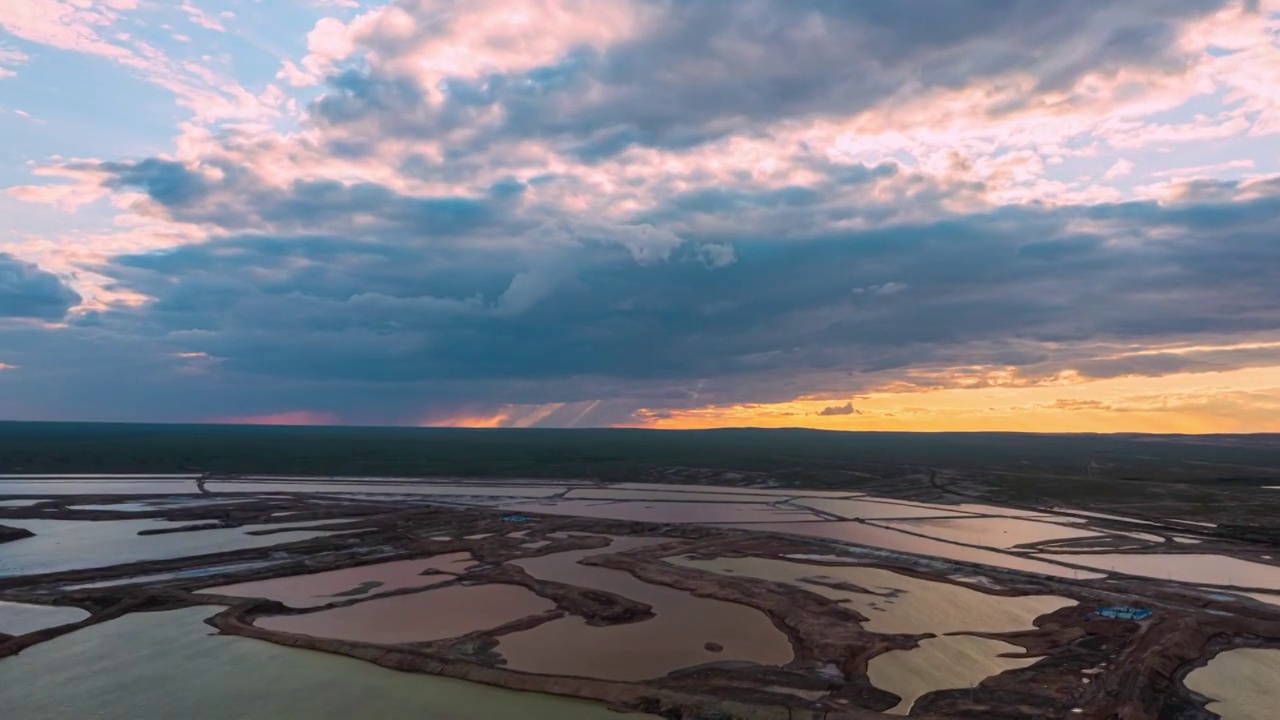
[207,410,341,426]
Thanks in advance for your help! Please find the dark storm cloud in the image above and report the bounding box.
[314,0,1233,157]
[98,158,505,236]
[0,253,81,320]
[80,177,1280,407]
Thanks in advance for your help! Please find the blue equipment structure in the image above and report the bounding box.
[1094,607,1152,620]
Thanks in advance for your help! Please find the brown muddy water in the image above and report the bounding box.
[201,553,476,608]
[494,537,794,680]
[0,606,657,719]
[256,583,556,644]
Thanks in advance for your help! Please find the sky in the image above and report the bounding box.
[1,0,1280,432]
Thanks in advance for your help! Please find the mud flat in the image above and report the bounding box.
[866,635,1040,715]
[1184,647,1280,720]
[0,605,657,720]
[0,524,33,544]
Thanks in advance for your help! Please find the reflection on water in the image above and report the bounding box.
[790,498,969,520]
[202,553,476,608]
[502,500,818,524]
[709,521,1105,579]
[564,489,782,504]
[63,560,289,590]
[0,606,658,719]
[1183,647,1280,720]
[666,555,1075,635]
[0,600,89,635]
[256,583,556,644]
[874,517,1100,549]
[1037,553,1280,590]
[0,518,347,577]
[496,537,794,680]
[210,482,564,498]
[866,635,1040,715]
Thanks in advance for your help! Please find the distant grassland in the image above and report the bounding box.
[1,422,1278,483]
[3,423,1280,527]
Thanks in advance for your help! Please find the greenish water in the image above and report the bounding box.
[0,519,347,578]
[0,606,656,719]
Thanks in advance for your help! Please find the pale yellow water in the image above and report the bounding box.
[0,518,348,578]
[504,500,819,524]
[867,635,1040,714]
[0,600,89,635]
[711,521,1105,579]
[564,489,780,503]
[1184,648,1280,720]
[256,583,556,644]
[666,555,1075,635]
[0,606,659,719]
[199,553,475,608]
[1038,553,1280,590]
[791,498,969,520]
[874,517,1100,549]
[495,537,794,680]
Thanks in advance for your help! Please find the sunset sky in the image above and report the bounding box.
[2,0,1280,431]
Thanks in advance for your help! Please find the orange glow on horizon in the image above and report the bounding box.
[628,365,1280,434]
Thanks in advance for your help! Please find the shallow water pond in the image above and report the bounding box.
[0,518,349,577]
[502,499,819,524]
[867,635,1040,715]
[495,537,794,680]
[874,517,1101,549]
[709,521,1104,579]
[0,606,657,719]
[256,583,555,644]
[1037,552,1280,590]
[667,555,1074,635]
[202,553,476,608]
[0,600,89,635]
[1183,647,1280,720]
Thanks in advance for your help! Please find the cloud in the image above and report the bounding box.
[181,2,226,33]
[0,253,82,320]
[207,410,340,426]
[298,0,1239,158]
[4,0,1280,428]
[58,171,1277,410]
[0,46,28,79]
[817,402,860,416]
[1104,159,1136,179]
